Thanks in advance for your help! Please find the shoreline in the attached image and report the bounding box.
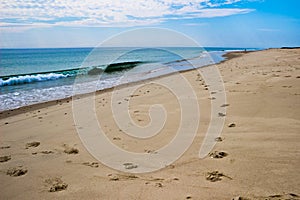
[0,49,250,118]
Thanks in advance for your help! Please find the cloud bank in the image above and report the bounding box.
[0,0,254,30]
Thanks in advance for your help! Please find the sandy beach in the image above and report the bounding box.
[0,48,299,199]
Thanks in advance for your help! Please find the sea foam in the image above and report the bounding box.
[0,73,69,86]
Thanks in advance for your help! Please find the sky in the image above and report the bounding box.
[0,0,299,48]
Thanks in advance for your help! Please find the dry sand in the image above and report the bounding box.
[0,48,299,199]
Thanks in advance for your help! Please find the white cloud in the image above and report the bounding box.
[0,0,254,30]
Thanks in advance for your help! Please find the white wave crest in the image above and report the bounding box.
[0,73,69,86]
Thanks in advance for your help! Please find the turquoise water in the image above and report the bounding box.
[0,47,253,111]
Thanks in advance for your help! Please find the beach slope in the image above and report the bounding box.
[0,48,299,199]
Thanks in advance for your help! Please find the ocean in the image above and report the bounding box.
[0,47,252,111]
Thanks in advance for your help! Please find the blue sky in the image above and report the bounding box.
[0,0,299,48]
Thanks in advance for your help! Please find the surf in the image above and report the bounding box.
[0,61,147,87]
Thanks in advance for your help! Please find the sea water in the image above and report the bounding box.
[0,47,252,111]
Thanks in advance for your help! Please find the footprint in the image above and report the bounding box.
[0,155,11,163]
[228,123,236,127]
[32,151,54,155]
[0,145,10,149]
[45,177,68,192]
[266,193,299,199]
[123,162,138,170]
[209,151,228,159]
[155,182,163,188]
[113,137,121,140]
[205,171,231,182]
[26,141,40,148]
[82,162,99,168]
[232,196,249,200]
[6,166,27,177]
[129,94,139,97]
[218,112,226,117]
[233,193,299,200]
[145,177,167,186]
[107,173,138,181]
[41,150,54,154]
[144,149,157,154]
[63,145,79,154]
[220,103,230,107]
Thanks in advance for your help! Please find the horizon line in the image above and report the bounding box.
[0,46,266,50]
